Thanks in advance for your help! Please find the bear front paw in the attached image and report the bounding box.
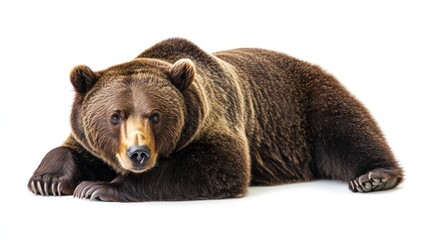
[73,181,118,201]
[28,174,78,196]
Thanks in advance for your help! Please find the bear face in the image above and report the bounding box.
[69,58,196,174]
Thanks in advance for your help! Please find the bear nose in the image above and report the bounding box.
[126,145,151,165]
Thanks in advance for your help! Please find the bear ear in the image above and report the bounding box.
[168,59,195,91]
[70,65,99,94]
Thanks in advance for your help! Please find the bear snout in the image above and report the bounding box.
[116,117,157,173]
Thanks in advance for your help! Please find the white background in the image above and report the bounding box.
[1,0,428,239]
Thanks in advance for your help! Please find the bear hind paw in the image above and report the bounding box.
[348,168,401,193]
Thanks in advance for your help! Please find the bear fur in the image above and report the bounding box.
[28,38,403,201]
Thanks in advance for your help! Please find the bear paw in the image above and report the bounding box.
[73,181,118,201]
[28,174,77,196]
[348,168,400,193]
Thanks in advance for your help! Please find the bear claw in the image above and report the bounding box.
[28,176,70,196]
[31,181,37,195]
[73,181,134,202]
[30,180,63,196]
[37,181,44,196]
[73,181,110,201]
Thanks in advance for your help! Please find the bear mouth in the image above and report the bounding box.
[128,159,156,173]
[131,163,146,172]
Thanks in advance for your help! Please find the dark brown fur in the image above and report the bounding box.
[28,38,403,201]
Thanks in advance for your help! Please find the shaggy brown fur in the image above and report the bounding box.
[28,38,403,201]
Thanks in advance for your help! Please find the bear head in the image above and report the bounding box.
[69,58,200,174]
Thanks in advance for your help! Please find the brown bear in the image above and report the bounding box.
[28,38,403,201]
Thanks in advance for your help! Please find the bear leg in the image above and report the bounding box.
[28,147,81,196]
[308,79,404,191]
[28,142,116,196]
[74,135,251,202]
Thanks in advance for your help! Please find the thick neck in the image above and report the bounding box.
[174,77,209,151]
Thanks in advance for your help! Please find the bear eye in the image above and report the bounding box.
[110,113,122,125]
[149,111,160,124]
